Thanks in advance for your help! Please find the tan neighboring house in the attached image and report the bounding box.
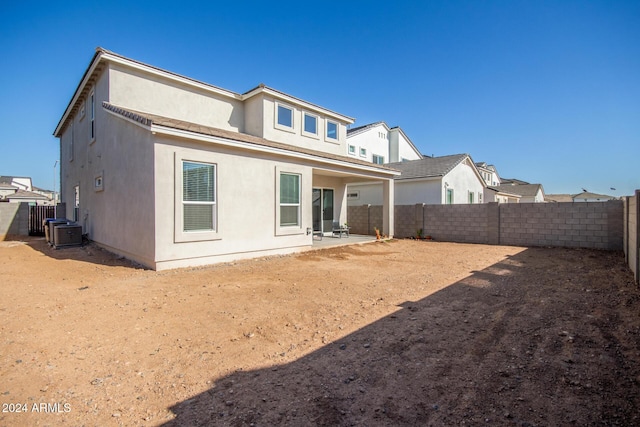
[493,180,546,203]
[53,48,398,270]
[547,192,617,202]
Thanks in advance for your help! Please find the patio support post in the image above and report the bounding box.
[382,178,394,238]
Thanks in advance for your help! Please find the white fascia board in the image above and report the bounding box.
[54,52,104,136]
[244,86,355,124]
[151,124,399,178]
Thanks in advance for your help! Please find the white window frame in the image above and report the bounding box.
[275,166,305,236]
[275,102,295,133]
[174,154,221,243]
[372,154,385,165]
[359,147,367,158]
[302,112,319,139]
[468,191,474,204]
[325,120,339,142]
[348,144,356,156]
[446,188,454,205]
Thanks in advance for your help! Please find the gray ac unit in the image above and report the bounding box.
[48,219,69,245]
[53,224,82,248]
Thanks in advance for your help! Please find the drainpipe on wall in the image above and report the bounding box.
[367,204,371,235]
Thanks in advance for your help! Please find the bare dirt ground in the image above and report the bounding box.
[1,237,639,426]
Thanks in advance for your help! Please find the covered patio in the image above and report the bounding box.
[310,233,378,249]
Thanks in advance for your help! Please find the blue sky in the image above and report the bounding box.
[1,0,638,196]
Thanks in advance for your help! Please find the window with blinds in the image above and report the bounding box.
[279,173,300,226]
[183,161,216,232]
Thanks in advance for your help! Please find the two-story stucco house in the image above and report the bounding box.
[53,48,398,270]
[346,121,422,165]
[348,153,486,206]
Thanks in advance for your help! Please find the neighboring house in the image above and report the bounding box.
[53,48,398,270]
[493,182,546,203]
[32,186,58,204]
[571,191,617,202]
[475,162,501,187]
[547,192,617,202]
[0,183,17,201]
[486,186,521,203]
[545,194,574,203]
[0,176,33,192]
[4,189,50,205]
[346,122,422,164]
[0,176,53,205]
[348,153,485,206]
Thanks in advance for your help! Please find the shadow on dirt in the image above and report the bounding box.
[4,235,147,269]
[163,247,640,426]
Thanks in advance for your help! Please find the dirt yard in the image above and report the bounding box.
[1,237,639,426]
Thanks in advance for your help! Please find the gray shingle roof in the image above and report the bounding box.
[493,183,543,197]
[103,103,398,174]
[385,154,469,180]
[346,121,386,137]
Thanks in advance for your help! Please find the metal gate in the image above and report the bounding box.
[29,205,56,236]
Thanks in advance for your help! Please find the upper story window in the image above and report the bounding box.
[372,154,385,165]
[326,120,338,141]
[303,112,318,137]
[359,147,367,157]
[276,103,294,129]
[348,145,356,155]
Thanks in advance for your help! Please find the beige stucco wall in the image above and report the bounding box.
[259,95,347,156]
[60,67,157,266]
[108,64,244,132]
[153,136,315,270]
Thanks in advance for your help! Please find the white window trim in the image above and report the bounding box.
[174,153,221,243]
[324,119,339,143]
[348,144,356,156]
[302,111,319,139]
[359,147,367,158]
[372,154,385,165]
[274,102,296,134]
[275,166,305,236]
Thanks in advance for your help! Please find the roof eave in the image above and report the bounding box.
[244,85,355,124]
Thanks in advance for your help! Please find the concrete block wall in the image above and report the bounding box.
[348,200,625,251]
[0,203,29,240]
[500,201,623,250]
[347,205,383,235]
[422,204,497,244]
